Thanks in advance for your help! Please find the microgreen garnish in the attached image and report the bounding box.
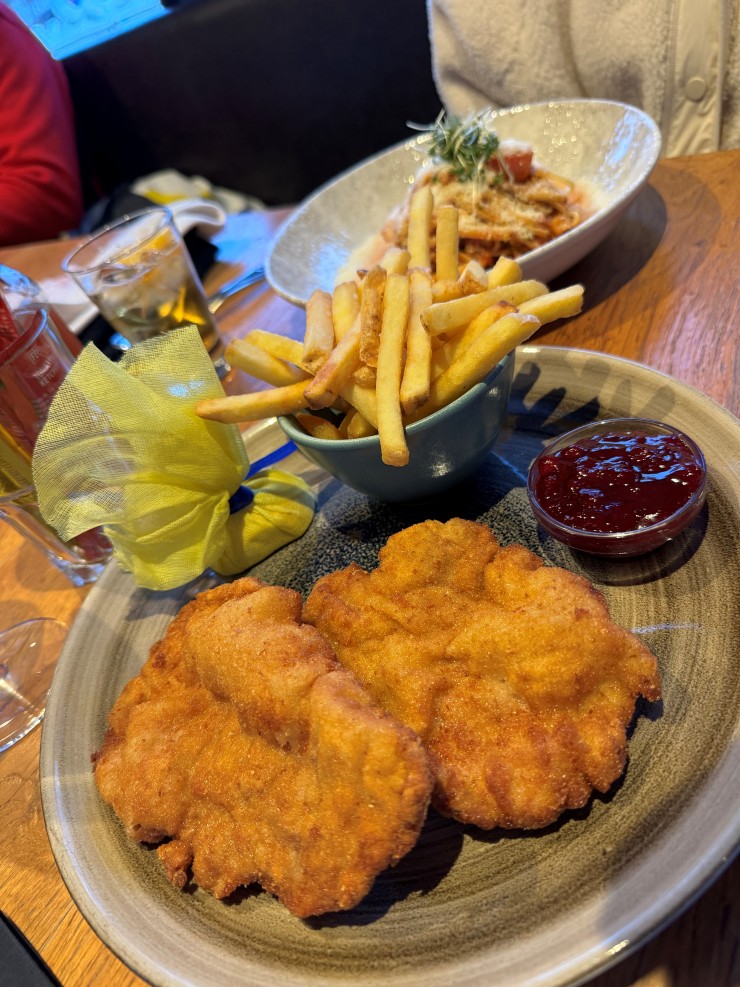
[410,110,500,182]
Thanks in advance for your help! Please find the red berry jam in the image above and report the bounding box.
[527,420,707,556]
[533,430,704,532]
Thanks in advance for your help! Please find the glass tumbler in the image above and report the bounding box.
[0,618,67,753]
[61,207,226,373]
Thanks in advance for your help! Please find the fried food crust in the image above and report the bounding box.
[303,519,661,830]
[94,577,433,918]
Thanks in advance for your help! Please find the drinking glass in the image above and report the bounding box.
[62,207,227,374]
[0,618,67,753]
[0,301,113,584]
[0,484,110,586]
[0,262,81,358]
[0,286,109,754]
[0,304,75,456]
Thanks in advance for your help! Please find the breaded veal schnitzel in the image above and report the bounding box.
[304,518,661,830]
[94,578,433,918]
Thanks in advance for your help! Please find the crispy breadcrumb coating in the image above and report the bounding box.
[304,519,661,830]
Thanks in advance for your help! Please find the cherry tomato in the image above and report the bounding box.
[502,149,533,182]
[485,148,534,182]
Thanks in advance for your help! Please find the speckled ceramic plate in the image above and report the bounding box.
[40,346,739,987]
[265,100,661,306]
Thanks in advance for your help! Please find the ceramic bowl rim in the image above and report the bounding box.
[278,352,513,452]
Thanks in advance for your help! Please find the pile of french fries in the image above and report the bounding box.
[196,189,584,467]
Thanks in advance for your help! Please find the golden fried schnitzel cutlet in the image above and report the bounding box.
[93,577,433,918]
[303,518,661,831]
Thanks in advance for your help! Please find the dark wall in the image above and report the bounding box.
[63,0,442,208]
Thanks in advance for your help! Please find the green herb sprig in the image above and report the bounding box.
[411,110,500,182]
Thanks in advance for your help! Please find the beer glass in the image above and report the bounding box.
[0,304,112,585]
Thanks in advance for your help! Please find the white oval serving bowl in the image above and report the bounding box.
[266,99,662,306]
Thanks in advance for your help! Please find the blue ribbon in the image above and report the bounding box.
[228,440,297,514]
[246,440,296,477]
[228,484,254,514]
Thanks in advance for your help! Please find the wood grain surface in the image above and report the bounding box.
[0,149,737,987]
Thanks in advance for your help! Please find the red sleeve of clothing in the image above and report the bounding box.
[0,6,84,246]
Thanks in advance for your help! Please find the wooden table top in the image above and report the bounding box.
[0,148,737,987]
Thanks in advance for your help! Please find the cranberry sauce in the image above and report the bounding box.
[532,430,705,534]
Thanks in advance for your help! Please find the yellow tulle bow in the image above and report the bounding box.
[32,328,315,590]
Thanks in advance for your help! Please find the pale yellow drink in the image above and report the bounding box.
[63,208,225,364]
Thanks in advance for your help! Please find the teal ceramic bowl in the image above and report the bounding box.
[278,353,514,501]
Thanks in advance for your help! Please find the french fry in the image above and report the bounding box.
[199,184,585,469]
[447,299,517,357]
[431,330,456,349]
[457,259,488,294]
[340,380,377,427]
[295,412,342,441]
[429,331,453,351]
[406,184,434,270]
[379,246,411,275]
[432,259,489,301]
[332,395,351,414]
[303,318,362,409]
[247,329,306,369]
[225,338,308,387]
[486,256,523,288]
[346,409,378,439]
[352,363,377,387]
[421,280,548,336]
[376,273,410,466]
[331,282,361,341]
[431,279,465,303]
[430,301,517,380]
[195,380,308,424]
[434,204,459,281]
[428,343,456,382]
[302,289,335,372]
[337,410,354,438]
[410,312,541,421]
[400,268,433,415]
[358,265,386,368]
[416,285,582,384]
[517,284,585,323]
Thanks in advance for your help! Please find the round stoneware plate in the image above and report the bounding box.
[265,100,661,306]
[40,346,739,987]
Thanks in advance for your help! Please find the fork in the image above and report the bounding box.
[207,265,265,314]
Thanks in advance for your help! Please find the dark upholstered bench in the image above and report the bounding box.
[63,0,442,209]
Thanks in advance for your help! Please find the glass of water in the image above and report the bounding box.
[62,207,226,372]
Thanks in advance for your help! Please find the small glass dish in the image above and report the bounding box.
[526,418,708,557]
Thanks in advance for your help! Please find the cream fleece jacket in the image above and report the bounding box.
[427,0,740,156]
